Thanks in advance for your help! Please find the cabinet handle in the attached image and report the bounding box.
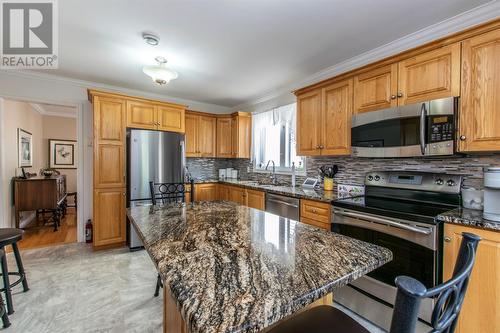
[444,236,451,243]
[397,92,403,98]
[459,135,466,141]
[319,145,324,149]
[315,145,320,149]
[311,209,317,213]
[390,95,397,100]
[122,192,126,196]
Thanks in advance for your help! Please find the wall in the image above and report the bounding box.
[1,100,44,226]
[186,158,234,181]
[42,115,77,196]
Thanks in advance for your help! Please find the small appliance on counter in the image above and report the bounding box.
[231,169,238,179]
[226,168,233,178]
[483,167,500,222]
[461,186,483,210]
[219,169,226,180]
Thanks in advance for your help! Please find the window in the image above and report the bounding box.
[252,103,305,174]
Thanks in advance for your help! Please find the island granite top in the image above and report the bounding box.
[437,207,500,232]
[127,201,392,333]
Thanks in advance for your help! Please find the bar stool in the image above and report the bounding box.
[0,228,29,314]
[0,250,10,328]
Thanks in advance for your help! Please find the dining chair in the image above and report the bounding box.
[149,179,194,297]
[268,232,481,333]
[0,250,10,328]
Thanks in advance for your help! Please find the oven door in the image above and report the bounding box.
[351,97,456,158]
[332,207,439,325]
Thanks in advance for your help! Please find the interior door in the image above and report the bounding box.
[296,89,322,156]
[459,29,500,152]
[398,43,460,105]
[321,79,353,155]
[353,64,398,114]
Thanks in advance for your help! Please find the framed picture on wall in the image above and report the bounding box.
[49,139,77,169]
[18,128,33,167]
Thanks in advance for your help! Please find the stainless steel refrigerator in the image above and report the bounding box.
[127,129,185,250]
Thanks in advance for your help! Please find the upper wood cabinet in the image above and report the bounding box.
[297,78,353,156]
[459,28,500,152]
[353,43,460,113]
[185,111,216,157]
[126,98,185,133]
[443,223,500,333]
[398,43,460,105]
[297,89,322,156]
[321,79,353,155]
[92,94,126,189]
[216,113,251,158]
[353,64,398,114]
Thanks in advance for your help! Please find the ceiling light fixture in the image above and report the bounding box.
[142,33,160,46]
[142,56,178,85]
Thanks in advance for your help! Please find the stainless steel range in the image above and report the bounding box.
[332,171,462,330]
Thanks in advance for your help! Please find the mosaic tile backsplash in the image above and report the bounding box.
[188,154,500,189]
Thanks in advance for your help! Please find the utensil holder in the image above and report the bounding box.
[324,177,334,191]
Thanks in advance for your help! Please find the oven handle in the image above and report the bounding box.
[333,209,432,235]
[420,103,427,155]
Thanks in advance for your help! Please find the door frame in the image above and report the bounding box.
[0,94,85,242]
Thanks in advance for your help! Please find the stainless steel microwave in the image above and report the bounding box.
[351,97,457,158]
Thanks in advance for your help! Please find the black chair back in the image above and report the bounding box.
[149,179,194,205]
[390,232,481,333]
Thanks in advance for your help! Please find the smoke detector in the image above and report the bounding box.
[142,33,160,46]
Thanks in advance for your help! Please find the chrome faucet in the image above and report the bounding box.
[265,160,277,185]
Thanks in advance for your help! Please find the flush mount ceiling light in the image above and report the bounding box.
[142,33,160,46]
[142,56,178,85]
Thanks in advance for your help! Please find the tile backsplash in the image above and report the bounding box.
[188,154,500,189]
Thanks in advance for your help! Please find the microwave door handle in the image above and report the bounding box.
[420,103,427,155]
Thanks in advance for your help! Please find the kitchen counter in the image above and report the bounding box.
[127,201,392,333]
[437,207,500,232]
[190,178,337,203]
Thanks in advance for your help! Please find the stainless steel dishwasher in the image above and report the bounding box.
[265,193,300,221]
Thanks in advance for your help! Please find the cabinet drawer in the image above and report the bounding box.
[300,199,331,224]
[300,217,330,231]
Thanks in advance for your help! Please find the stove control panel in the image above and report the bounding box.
[365,171,462,194]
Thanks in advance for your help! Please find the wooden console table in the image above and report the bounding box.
[13,175,67,231]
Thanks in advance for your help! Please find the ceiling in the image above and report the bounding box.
[31,103,76,118]
[49,0,492,107]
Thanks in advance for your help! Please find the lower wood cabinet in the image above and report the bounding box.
[443,223,500,333]
[245,189,265,210]
[194,183,217,201]
[300,199,331,230]
[229,186,246,205]
[217,184,230,201]
[93,188,126,248]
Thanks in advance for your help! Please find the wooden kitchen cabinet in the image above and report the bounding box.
[353,64,398,114]
[194,183,217,201]
[216,113,251,158]
[246,189,266,210]
[216,117,233,158]
[398,43,460,105]
[297,79,353,156]
[126,100,157,130]
[300,199,331,230]
[157,105,185,133]
[217,184,230,201]
[459,28,500,152]
[297,89,322,156]
[93,188,126,248]
[185,111,216,157]
[321,79,353,155]
[443,223,500,333]
[229,186,246,205]
[126,98,185,133]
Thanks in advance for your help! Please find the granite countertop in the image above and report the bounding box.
[189,178,337,203]
[437,207,500,232]
[127,201,392,333]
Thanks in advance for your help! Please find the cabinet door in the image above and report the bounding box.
[229,186,246,205]
[443,224,500,333]
[459,29,500,152]
[300,199,331,224]
[233,115,251,158]
[217,118,233,158]
[297,89,322,156]
[198,116,217,157]
[353,64,398,114]
[195,184,217,201]
[93,96,126,188]
[126,100,157,130]
[93,188,126,247]
[217,185,230,201]
[246,189,265,210]
[157,105,185,133]
[398,43,460,105]
[185,113,199,157]
[321,79,353,156]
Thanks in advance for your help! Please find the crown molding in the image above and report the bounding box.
[2,70,232,114]
[232,1,500,112]
[29,102,77,118]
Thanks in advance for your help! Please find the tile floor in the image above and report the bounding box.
[2,243,388,333]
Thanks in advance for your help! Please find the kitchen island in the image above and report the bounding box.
[127,201,392,333]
